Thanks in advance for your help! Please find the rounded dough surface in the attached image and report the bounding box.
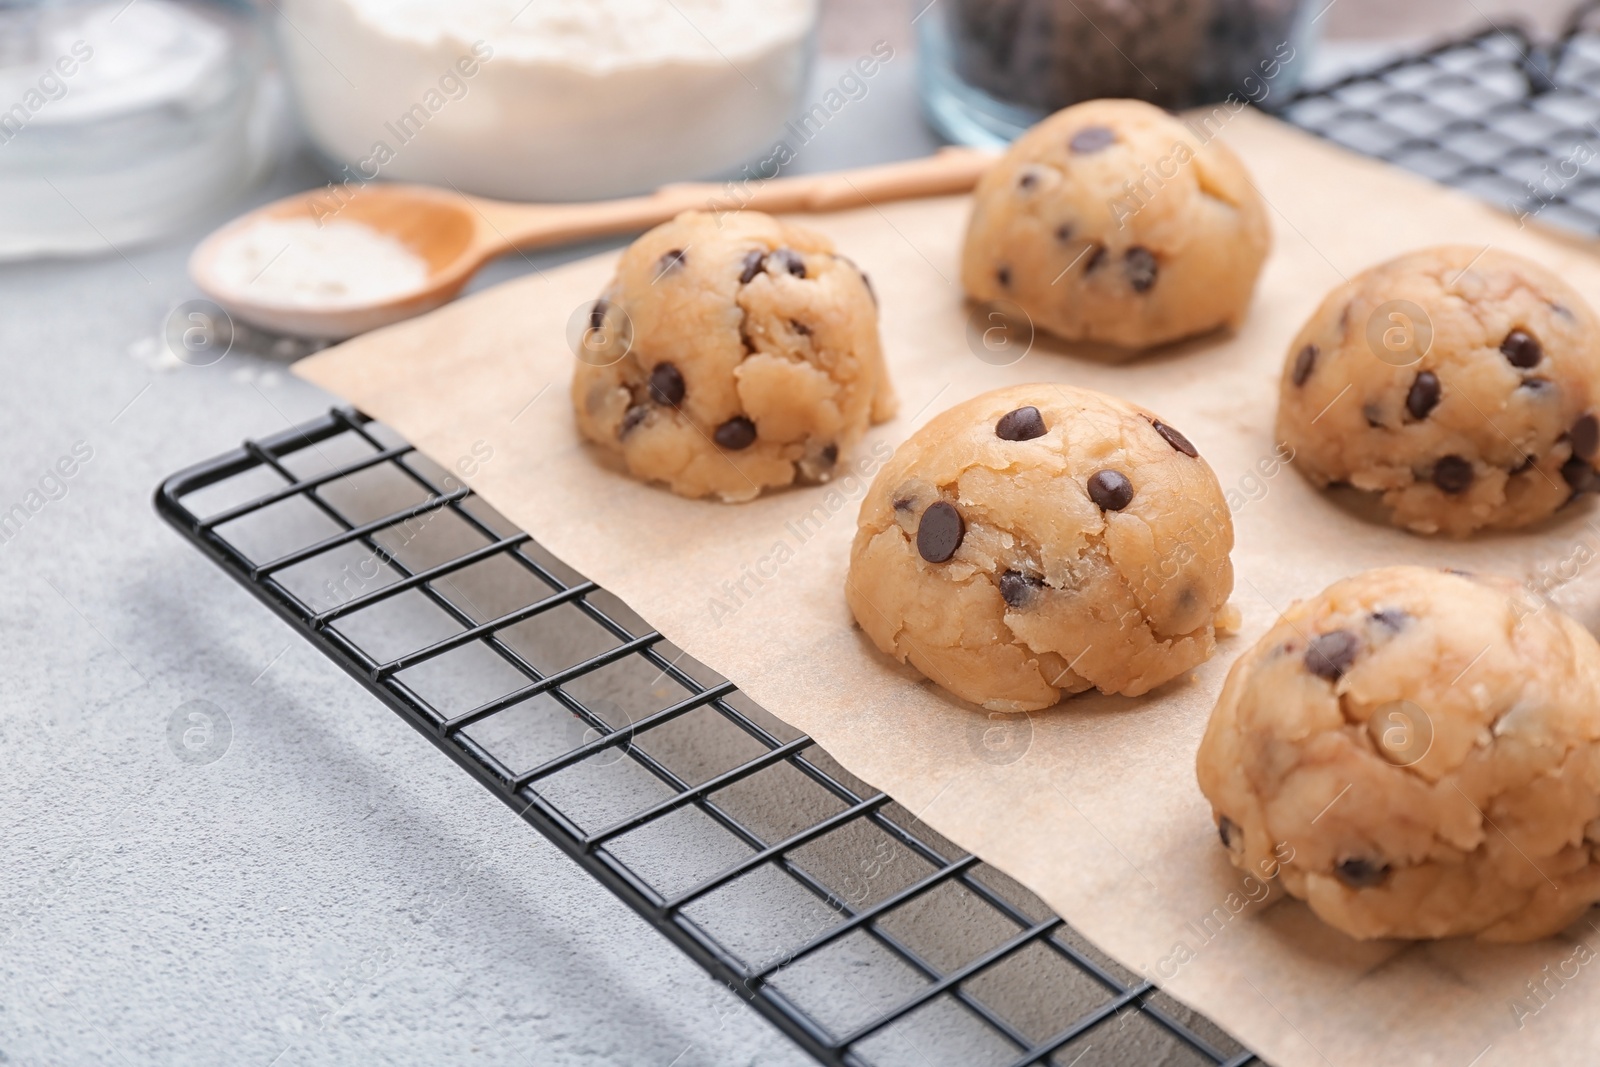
[572,210,896,502]
[1277,245,1600,536]
[960,98,1270,350]
[1197,566,1600,942]
[847,383,1236,711]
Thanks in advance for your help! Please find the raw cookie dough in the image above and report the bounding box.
[1277,245,1600,537]
[846,384,1236,711]
[960,98,1270,350]
[1197,566,1600,942]
[571,210,896,502]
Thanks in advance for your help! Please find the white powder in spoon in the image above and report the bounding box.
[210,217,430,309]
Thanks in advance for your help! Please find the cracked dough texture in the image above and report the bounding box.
[960,98,1270,350]
[846,384,1236,711]
[571,211,896,502]
[1197,566,1600,942]
[1277,245,1600,537]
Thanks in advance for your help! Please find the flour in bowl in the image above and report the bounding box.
[209,218,429,309]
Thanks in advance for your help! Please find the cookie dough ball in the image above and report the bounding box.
[572,211,896,502]
[1198,566,1600,942]
[960,99,1270,350]
[1278,246,1600,537]
[846,384,1236,711]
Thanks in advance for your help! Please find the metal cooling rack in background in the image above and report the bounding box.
[155,409,1256,1067]
[1277,0,1600,236]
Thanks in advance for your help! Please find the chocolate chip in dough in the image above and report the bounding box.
[997,265,1012,288]
[1017,170,1038,190]
[648,362,685,406]
[1370,608,1409,631]
[917,501,965,563]
[1571,413,1599,460]
[1218,816,1240,850]
[1334,857,1390,889]
[1406,371,1441,420]
[714,416,757,450]
[1432,455,1474,494]
[1084,245,1107,274]
[1291,344,1318,387]
[1562,456,1600,494]
[1055,222,1074,243]
[738,250,765,285]
[771,248,806,278]
[1150,419,1199,457]
[1501,329,1542,369]
[1070,125,1116,153]
[619,404,649,438]
[1305,630,1360,682]
[995,406,1047,441]
[655,248,687,276]
[1087,470,1134,511]
[1124,247,1158,293]
[998,569,1045,607]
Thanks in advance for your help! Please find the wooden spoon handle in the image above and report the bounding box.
[469,146,996,255]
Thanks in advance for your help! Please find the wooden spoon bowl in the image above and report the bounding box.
[190,147,996,340]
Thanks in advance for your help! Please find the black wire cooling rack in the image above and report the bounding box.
[151,12,1600,1063]
[156,408,1255,1067]
[1276,0,1600,237]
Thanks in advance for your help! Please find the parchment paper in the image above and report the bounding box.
[296,111,1600,1067]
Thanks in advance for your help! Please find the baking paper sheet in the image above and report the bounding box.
[296,110,1600,1067]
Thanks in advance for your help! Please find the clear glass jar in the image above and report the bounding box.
[0,0,273,260]
[918,0,1316,147]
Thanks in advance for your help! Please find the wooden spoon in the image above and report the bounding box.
[190,147,996,340]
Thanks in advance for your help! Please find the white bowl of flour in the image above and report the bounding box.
[273,0,818,202]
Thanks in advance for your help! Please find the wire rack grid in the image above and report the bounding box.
[155,408,1258,1067]
[1276,0,1600,238]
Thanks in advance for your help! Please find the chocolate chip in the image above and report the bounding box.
[771,248,806,278]
[1125,247,1158,293]
[1084,245,1106,273]
[917,501,965,563]
[1571,413,1599,460]
[714,416,756,450]
[995,406,1047,441]
[1291,344,1318,387]
[738,249,765,285]
[619,404,649,438]
[1087,469,1134,511]
[997,265,1011,288]
[1370,608,1409,631]
[790,318,811,336]
[655,248,687,276]
[1520,377,1555,394]
[1055,222,1074,243]
[1562,456,1600,494]
[820,443,838,465]
[1070,125,1116,153]
[1432,455,1474,494]
[1501,329,1542,368]
[1017,171,1037,190]
[648,362,685,406]
[1334,857,1389,889]
[1406,371,1441,420]
[1218,816,1240,850]
[999,569,1045,607]
[1305,630,1360,682]
[1150,419,1199,457]
[589,300,608,331]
